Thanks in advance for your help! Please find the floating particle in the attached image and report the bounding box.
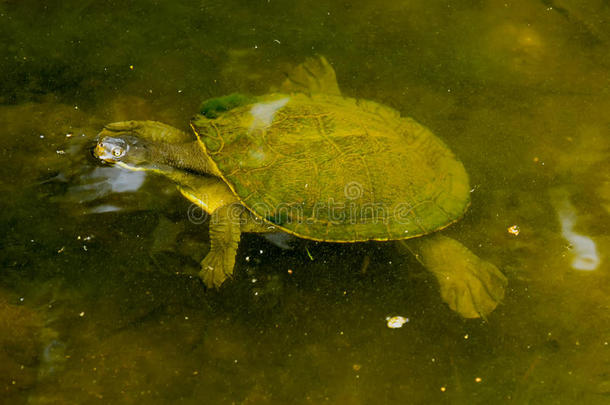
[508,225,520,236]
[386,316,409,329]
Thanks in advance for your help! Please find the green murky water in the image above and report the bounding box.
[1,1,609,403]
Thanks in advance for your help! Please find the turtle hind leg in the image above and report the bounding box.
[402,234,507,319]
[199,93,255,118]
[279,56,341,96]
[199,203,243,288]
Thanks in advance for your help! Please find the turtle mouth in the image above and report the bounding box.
[93,143,107,160]
[93,143,118,163]
[93,137,128,163]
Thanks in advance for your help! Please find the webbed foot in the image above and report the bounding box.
[199,249,235,288]
[279,55,341,96]
[405,234,507,318]
[199,203,243,289]
[433,248,507,318]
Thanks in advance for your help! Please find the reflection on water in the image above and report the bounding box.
[72,167,148,212]
[1,0,609,403]
[249,97,290,130]
[550,187,600,271]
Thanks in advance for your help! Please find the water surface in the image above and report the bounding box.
[1,1,609,403]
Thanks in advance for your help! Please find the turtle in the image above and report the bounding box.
[94,56,507,318]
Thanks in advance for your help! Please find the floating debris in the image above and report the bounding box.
[507,224,520,236]
[305,247,314,261]
[386,315,409,329]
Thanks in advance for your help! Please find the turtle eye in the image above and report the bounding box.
[111,146,125,158]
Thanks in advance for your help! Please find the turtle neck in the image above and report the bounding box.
[147,141,221,177]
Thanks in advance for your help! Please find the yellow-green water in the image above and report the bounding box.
[1,0,609,403]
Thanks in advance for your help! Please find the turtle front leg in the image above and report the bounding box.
[199,203,243,288]
[402,234,507,319]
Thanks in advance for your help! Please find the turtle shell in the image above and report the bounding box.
[191,93,470,242]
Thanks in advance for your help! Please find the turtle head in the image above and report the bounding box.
[94,135,156,171]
